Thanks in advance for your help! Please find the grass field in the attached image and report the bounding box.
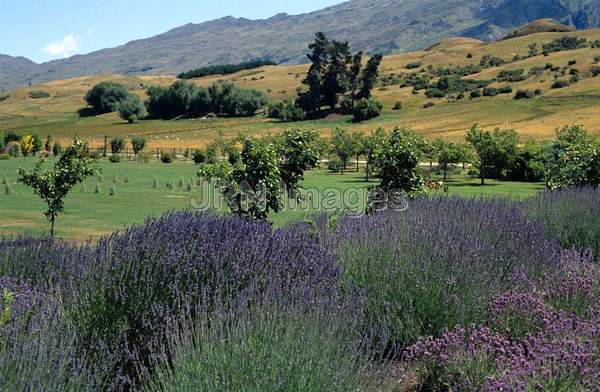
[0,156,543,240]
[1,29,600,149]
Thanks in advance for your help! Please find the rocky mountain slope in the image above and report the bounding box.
[1,0,600,90]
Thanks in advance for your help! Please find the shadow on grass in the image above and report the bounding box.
[77,107,96,118]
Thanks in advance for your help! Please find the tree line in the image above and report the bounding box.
[177,59,276,79]
[84,32,384,125]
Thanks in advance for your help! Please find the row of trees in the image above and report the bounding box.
[145,80,267,119]
[84,80,267,123]
[1,131,65,158]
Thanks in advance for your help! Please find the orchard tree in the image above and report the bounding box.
[362,128,388,182]
[433,139,461,181]
[277,129,320,195]
[544,124,600,189]
[330,128,355,174]
[223,138,284,221]
[466,125,519,185]
[18,139,96,236]
[376,127,426,195]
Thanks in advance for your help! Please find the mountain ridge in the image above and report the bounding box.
[2,0,600,90]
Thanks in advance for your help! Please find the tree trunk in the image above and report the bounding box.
[356,154,359,172]
[365,160,370,182]
[443,165,447,182]
[480,161,485,185]
[50,216,56,237]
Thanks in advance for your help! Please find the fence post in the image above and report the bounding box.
[156,148,159,160]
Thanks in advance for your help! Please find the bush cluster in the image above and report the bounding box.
[146,80,267,119]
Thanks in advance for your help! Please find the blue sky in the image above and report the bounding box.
[0,0,343,63]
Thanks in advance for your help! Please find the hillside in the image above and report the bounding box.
[1,28,600,147]
[505,19,576,38]
[2,0,600,90]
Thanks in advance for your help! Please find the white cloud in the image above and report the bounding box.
[43,33,81,58]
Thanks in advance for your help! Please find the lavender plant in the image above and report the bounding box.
[329,196,561,354]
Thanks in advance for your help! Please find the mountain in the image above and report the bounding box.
[0,55,38,91]
[2,0,600,90]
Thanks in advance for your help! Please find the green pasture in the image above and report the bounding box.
[1,157,544,240]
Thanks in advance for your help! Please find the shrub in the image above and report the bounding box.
[482,87,499,97]
[499,85,513,94]
[352,98,382,122]
[327,157,344,173]
[52,141,62,156]
[551,80,570,89]
[85,82,130,114]
[423,102,435,108]
[109,137,125,154]
[0,154,8,160]
[330,196,562,353]
[525,187,600,257]
[542,36,587,54]
[191,150,206,164]
[160,152,175,164]
[108,155,121,163]
[425,88,445,98]
[267,100,305,122]
[405,62,422,69]
[130,137,146,155]
[514,89,535,99]
[470,89,482,98]
[591,66,600,77]
[144,303,368,392]
[393,101,403,110]
[28,91,50,99]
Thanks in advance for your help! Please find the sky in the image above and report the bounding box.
[0,0,344,63]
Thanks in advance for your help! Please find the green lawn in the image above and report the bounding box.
[1,157,544,240]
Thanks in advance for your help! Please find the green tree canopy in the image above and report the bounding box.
[85,82,130,114]
[18,139,96,236]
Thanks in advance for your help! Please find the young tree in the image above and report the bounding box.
[330,128,355,174]
[465,125,519,185]
[433,139,461,181]
[351,131,365,172]
[131,137,146,155]
[224,138,284,221]
[277,129,320,195]
[362,128,388,182]
[376,128,426,195]
[18,139,96,236]
[20,135,35,157]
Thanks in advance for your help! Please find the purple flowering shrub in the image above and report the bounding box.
[525,187,600,258]
[329,196,561,354]
[0,277,91,390]
[406,251,600,391]
[0,212,342,390]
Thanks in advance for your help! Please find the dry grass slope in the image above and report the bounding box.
[1,28,600,147]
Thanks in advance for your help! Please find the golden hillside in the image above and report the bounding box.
[1,28,600,148]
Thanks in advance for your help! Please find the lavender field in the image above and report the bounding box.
[1,187,599,391]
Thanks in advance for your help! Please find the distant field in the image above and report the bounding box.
[0,157,543,240]
[1,29,600,148]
